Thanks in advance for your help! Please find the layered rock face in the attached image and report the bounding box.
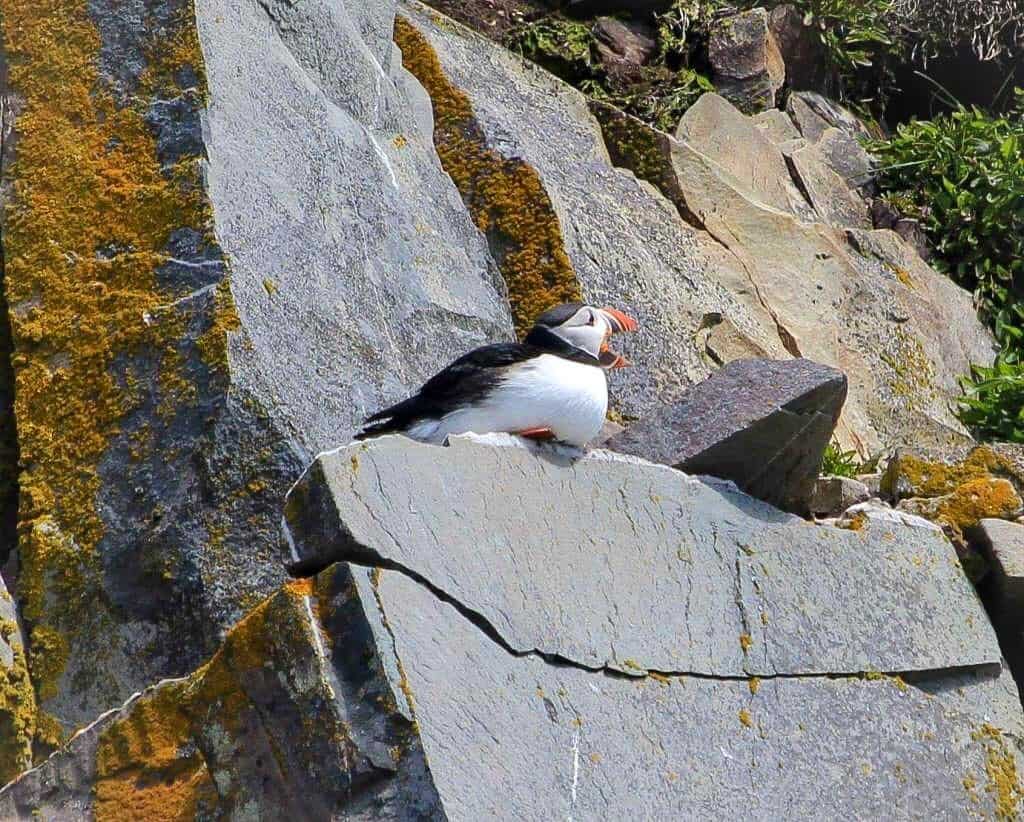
[6,435,1021,818]
[0,0,511,746]
[397,2,993,455]
[0,0,1018,815]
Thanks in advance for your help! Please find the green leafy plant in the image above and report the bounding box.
[872,89,1024,442]
[819,439,864,478]
[958,358,1024,443]
[506,17,599,84]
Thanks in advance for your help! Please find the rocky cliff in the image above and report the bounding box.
[0,0,1020,818]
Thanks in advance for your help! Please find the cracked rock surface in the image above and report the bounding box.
[7,433,1022,818]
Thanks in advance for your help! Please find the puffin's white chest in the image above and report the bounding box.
[431,354,609,447]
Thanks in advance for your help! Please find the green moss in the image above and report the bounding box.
[395,17,582,337]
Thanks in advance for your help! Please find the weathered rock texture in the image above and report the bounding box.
[708,8,786,113]
[398,3,993,453]
[608,358,846,514]
[0,0,511,746]
[977,519,1024,700]
[810,475,871,517]
[6,434,1022,818]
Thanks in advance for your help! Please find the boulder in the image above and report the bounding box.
[4,434,1022,817]
[882,444,1024,502]
[594,17,657,71]
[896,479,1023,551]
[810,475,872,516]
[708,9,786,113]
[607,358,846,514]
[0,0,512,743]
[815,126,876,194]
[976,519,1024,697]
[782,142,871,229]
[787,90,872,142]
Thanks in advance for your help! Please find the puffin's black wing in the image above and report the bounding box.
[355,343,539,439]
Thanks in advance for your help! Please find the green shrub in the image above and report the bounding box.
[871,92,1024,442]
[958,358,1024,443]
[506,18,600,84]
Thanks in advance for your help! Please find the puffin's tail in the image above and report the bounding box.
[355,396,423,440]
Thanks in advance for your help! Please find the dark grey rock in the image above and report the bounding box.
[594,17,657,69]
[607,358,847,514]
[811,475,871,516]
[708,8,786,113]
[894,217,933,261]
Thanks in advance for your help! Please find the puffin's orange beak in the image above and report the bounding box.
[597,307,638,369]
[599,307,639,334]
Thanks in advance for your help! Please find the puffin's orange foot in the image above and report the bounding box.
[516,427,556,441]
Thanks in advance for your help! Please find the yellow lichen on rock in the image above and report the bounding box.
[394,17,582,337]
[884,447,1019,500]
[0,620,36,785]
[970,724,1023,821]
[1,0,230,743]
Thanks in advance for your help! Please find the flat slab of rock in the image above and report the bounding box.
[287,434,999,678]
[7,434,1021,818]
[978,518,1024,593]
[608,358,846,514]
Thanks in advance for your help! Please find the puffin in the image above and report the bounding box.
[355,303,638,447]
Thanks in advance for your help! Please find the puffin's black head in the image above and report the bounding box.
[527,302,638,368]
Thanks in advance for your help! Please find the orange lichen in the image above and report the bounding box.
[1,0,227,742]
[747,677,761,695]
[932,478,1021,541]
[394,17,582,337]
[739,632,753,653]
[738,708,753,728]
[971,724,1023,820]
[884,447,1019,500]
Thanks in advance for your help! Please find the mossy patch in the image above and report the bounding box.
[394,17,582,337]
[883,446,1020,500]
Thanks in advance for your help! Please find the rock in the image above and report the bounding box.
[0,578,35,785]
[5,434,1022,816]
[894,217,933,261]
[0,0,512,743]
[810,476,871,516]
[815,126,876,194]
[787,90,872,143]
[870,197,901,230]
[752,108,801,144]
[768,4,830,93]
[976,519,1024,698]
[836,501,945,534]
[708,9,786,113]
[856,471,883,497]
[0,571,441,819]
[594,17,657,70]
[883,445,1024,502]
[401,6,994,457]
[783,142,871,229]
[606,358,846,514]
[896,478,1023,550]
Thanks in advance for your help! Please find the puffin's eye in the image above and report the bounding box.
[586,312,596,326]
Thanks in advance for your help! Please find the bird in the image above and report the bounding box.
[355,303,638,447]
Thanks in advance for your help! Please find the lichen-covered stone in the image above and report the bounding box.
[0,578,34,786]
[810,475,872,517]
[0,571,441,819]
[0,0,512,743]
